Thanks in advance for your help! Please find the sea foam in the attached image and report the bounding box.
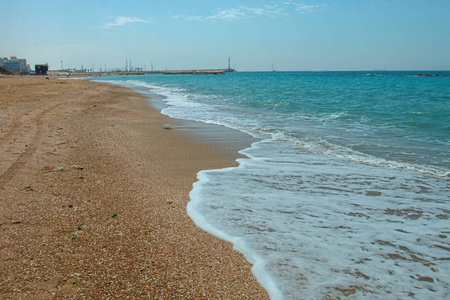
[189,139,450,299]
[188,170,285,300]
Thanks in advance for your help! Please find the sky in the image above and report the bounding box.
[1,0,449,71]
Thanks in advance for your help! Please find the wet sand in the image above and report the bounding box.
[0,76,268,299]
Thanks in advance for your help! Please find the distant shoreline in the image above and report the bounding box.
[47,68,236,77]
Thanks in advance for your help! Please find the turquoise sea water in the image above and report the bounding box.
[96,71,449,299]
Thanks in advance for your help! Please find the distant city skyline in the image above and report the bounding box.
[1,0,449,71]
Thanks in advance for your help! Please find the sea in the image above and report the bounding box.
[95,71,450,299]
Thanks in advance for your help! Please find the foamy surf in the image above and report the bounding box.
[189,139,450,299]
[188,170,285,300]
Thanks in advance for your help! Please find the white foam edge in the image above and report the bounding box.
[187,169,285,300]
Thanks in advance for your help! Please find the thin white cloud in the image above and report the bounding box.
[284,1,324,13]
[103,16,151,29]
[242,5,287,17]
[176,2,323,21]
[176,5,285,21]
[207,8,248,20]
[176,8,246,21]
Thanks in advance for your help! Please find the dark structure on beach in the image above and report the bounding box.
[35,64,48,75]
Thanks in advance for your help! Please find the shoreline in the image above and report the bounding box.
[0,76,269,298]
[97,77,259,159]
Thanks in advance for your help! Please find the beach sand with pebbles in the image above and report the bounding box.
[0,76,268,299]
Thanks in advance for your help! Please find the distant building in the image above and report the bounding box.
[35,64,49,75]
[0,56,32,74]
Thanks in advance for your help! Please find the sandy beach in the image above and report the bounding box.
[0,76,268,299]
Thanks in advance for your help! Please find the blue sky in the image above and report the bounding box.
[1,0,449,71]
